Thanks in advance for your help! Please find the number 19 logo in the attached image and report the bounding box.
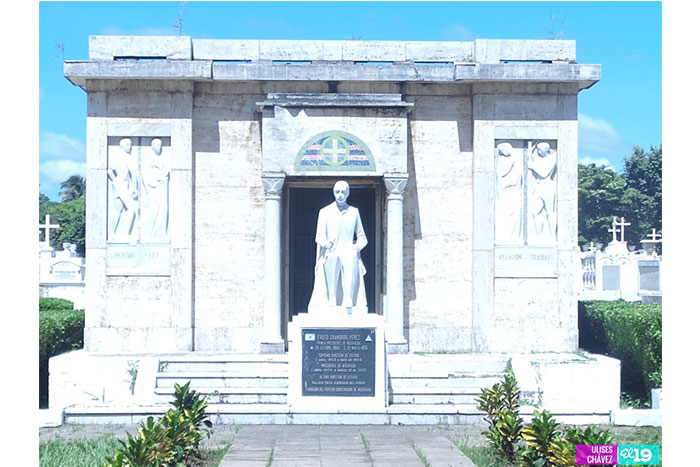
[618,445,660,465]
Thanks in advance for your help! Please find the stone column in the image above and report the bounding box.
[384,174,409,353]
[261,173,285,354]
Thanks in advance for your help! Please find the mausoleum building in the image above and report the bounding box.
[65,36,597,355]
[53,37,621,423]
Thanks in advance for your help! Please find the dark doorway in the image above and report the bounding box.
[288,183,379,320]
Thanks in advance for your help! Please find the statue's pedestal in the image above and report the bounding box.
[307,305,368,315]
[287,313,387,410]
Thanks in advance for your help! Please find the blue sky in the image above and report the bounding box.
[39,1,661,200]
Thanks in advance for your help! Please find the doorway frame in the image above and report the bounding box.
[282,176,384,344]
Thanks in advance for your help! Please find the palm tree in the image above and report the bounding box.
[59,175,86,202]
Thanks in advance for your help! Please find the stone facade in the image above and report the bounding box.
[65,37,600,355]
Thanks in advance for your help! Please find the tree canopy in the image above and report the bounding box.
[59,175,86,203]
[578,145,662,249]
[40,175,86,256]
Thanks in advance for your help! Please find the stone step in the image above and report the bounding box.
[389,387,483,405]
[158,358,288,374]
[389,372,504,389]
[154,386,287,405]
[388,354,510,374]
[62,403,483,425]
[155,371,288,389]
[62,403,613,426]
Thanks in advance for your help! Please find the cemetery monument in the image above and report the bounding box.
[50,36,621,424]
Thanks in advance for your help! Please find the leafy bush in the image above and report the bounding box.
[477,375,617,467]
[579,300,662,400]
[476,373,524,462]
[520,410,575,466]
[39,300,84,407]
[105,382,213,466]
[39,297,75,311]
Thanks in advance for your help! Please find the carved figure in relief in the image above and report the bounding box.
[495,142,523,244]
[107,138,139,240]
[140,138,170,240]
[308,181,368,311]
[528,141,557,244]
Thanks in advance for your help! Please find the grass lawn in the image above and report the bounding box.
[40,436,122,467]
[40,423,661,467]
[39,425,235,467]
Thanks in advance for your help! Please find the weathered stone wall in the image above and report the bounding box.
[190,80,476,353]
[84,80,193,352]
[472,83,579,352]
[404,83,474,352]
[192,82,266,352]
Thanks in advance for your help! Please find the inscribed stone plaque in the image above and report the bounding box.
[638,261,660,291]
[50,261,83,281]
[602,265,620,291]
[301,328,376,397]
[494,245,557,277]
[106,243,170,276]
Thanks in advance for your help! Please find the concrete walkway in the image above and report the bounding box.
[219,425,476,467]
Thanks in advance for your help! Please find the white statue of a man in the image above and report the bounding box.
[308,181,368,312]
[495,142,523,244]
[107,138,139,240]
[140,138,170,241]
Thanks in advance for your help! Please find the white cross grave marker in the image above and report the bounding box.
[39,214,60,244]
[617,216,631,242]
[608,217,620,242]
[646,228,662,242]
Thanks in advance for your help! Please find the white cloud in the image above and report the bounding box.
[40,131,85,161]
[578,113,630,157]
[39,160,86,200]
[440,24,474,41]
[579,156,616,171]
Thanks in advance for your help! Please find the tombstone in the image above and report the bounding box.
[39,240,87,309]
[638,260,661,292]
[49,261,83,282]
[579,221,662,301]
[601,265,621,291]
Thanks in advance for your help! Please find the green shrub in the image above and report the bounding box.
[476,373,524,462]
[105,382,213,466]
[579,300,662,401]
[520,410,576,466]
[39,304,84,407]
[39,297,75,311]
[477,375,618,467]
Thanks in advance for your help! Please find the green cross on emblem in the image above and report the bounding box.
[321,136,349,166]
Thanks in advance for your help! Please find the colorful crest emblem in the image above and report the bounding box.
[295,131,376,171]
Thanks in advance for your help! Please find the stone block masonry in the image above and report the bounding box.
[64,36,600,355]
